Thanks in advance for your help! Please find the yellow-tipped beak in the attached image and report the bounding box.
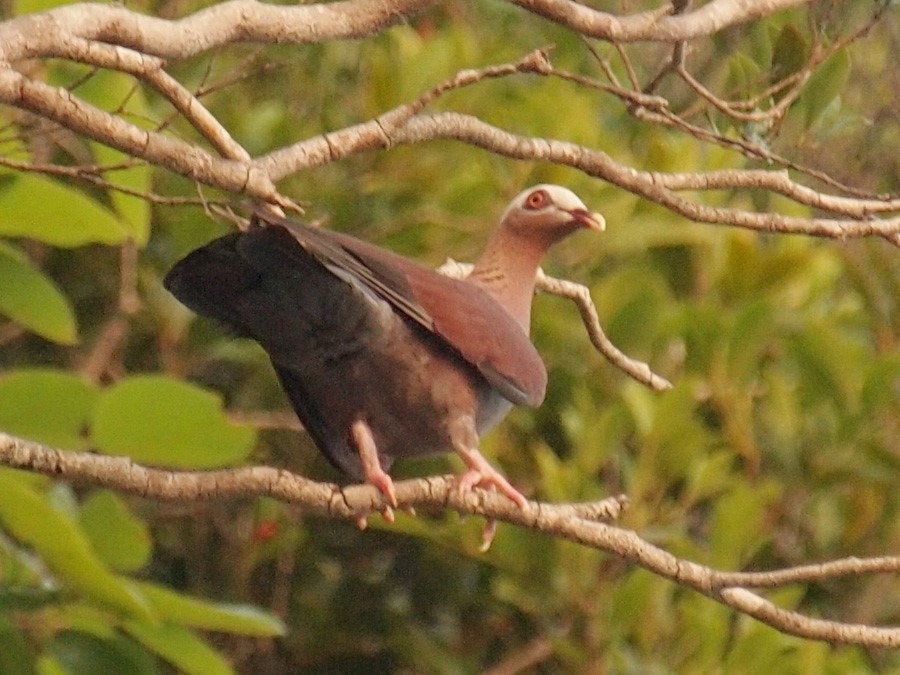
[571,209,606,232]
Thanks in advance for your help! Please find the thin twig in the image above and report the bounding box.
[437,259,673,391]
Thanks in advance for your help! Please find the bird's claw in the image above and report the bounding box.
[353,418,399,510]
[479,518,498,552]
[457,465,527,508]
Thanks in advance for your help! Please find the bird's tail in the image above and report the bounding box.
[163,233,260,336]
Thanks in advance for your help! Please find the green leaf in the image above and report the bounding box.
[46,631,159,675]
[134,581,285,636]
[0,171,128,247]
[726,299,775,383]
[0,241,78,343]
[790,321,863,410]
[56,603,119,640]
[0,369,99,450]
[35,656,68,675]
[726,52,763,93]
[14,0,82,15]
[862,354,900,412]
[771,24,807,82]
[123,622,233,675]
[0,586,61,612]
[0,470,151,620]
[80,491,152,573]
[91,376,256,468]
[709,481,781,568]
[67,68,151,123]
[803,47,850,127]
[91,144,152,246]
[0,611,36,675]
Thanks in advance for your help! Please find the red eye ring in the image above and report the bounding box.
[525,189,548,210]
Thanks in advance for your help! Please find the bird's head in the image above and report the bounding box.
[500,184,605,242]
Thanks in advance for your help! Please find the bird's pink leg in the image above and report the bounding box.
[455,445,527,508]
[351,419,397,525]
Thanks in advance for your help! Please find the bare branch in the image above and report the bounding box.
[0,155,233,207]
[4,429,900,647]
[438,259,673,391]
[3,4,894,239]
[0,68,282,203]
[385,113,900,237]
[0,0,435,62]
[535,269,673,391]
[675,62,811,124]
[647,168,900,217]
[711,556,900,588]
[506,0,814,43]
[719,587,900,646]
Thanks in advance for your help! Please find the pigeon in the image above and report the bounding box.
[164,185,604,512]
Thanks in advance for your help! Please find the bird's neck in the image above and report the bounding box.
[466,227,551,333]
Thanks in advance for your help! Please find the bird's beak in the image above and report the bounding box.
[570,209,606,232]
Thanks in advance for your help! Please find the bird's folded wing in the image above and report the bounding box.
[254,211,547,407]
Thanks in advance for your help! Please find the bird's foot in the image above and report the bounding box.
[479,518,498,552]
[355,505,394,530]
[351,419,397,526]
[456,450,527,508]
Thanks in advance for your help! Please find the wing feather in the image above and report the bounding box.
[254,211,547,406]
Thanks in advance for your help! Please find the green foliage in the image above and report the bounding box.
[133,582,285,637]
[0,468,285,674]
[80,491,152,573]
[0,242,78,344]
[2,0,900,672]
[802,48,852,128]
[771,24,808,81]
[0,370,98,449]
[0,469,152,620]
[0,171,129,247]
[91,376,257,468]
[121,623,233,675]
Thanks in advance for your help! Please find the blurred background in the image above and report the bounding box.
[1,0,900,672]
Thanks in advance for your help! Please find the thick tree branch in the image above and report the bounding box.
[3,430,900,647]
[0,0,435,62]
[3,4,895,239]
[0,68,284,204]
[0,0,812,66]
[385,113,900,237]
[506,0,814,42]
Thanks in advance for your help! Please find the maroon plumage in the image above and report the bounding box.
[164,185,603,508]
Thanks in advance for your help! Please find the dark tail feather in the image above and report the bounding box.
[272,365,362,478]
[164,233,261,335]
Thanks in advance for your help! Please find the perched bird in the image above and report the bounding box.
[164,185,604,512]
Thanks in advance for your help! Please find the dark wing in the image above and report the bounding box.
[164,226,386,478]
[255,210,547,407]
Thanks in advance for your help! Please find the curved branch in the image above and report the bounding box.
[0,0,812,65]
[3,430,900,647]
[506,0,814,43]
[719,588,900,646]
[387,113,900,237]
[262,109,900,237]
[4,4,895,238]
[437,259,673,391]
[35,36,252,162]
[0,68,281,201]
[650,169,900,217]
[0,0,434,62]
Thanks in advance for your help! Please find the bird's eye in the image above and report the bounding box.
[525,189,548,210]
